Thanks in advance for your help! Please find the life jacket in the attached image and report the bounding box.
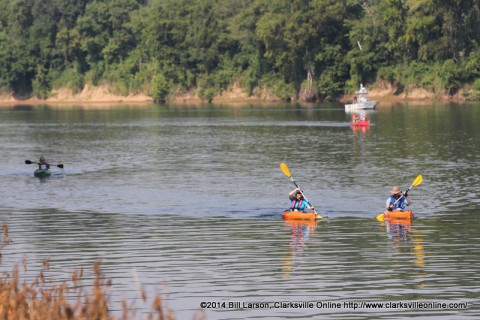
[39,163,49,170]
[389,195,404,209]
[290,198,304,211]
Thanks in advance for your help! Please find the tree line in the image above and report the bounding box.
[0,0,479,102]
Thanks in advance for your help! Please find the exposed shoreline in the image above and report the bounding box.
[0,83,473,107]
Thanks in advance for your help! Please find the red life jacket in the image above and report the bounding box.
[291,199,303,210]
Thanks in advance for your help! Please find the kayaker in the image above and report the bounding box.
[289,188,315,212]
[386,186,410,211]
[352,114,359,122]
[37,156,50,170]
[361,114,367,121]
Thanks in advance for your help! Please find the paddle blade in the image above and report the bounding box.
[412,174,423,187]
[316,214,324,219]
[280,162,291,178]
[25,160,33,164]
[57,164,64,169]
[376,213,385,222]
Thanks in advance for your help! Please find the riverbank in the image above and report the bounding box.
[0,85,154,105]
[0,82,472,106]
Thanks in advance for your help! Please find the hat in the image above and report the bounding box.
[40,156,45,161]
[390,186,401,194]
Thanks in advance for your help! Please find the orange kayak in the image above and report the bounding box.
[282,210,322,220]
[382,210,414,220]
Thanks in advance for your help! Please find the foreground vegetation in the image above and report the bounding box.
[0,222,192,320]
[0,0,480,102]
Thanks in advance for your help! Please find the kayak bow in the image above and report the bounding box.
[282,210,323,220]
[379,210,414,221]
[34,168,52,178]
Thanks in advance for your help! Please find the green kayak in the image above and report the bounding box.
[34,168,52,178]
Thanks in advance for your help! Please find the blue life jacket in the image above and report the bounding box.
[389,195,406,210]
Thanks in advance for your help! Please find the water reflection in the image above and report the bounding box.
[412,234,426,269]
[351,125,371,135]
[383,218,425,269]
[282,219,318,278]
[385,218,412,242]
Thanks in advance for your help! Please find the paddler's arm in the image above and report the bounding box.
[386,198,393,211]
[288,187,300,198]
[404,192,411,206]
[305,200,314,210]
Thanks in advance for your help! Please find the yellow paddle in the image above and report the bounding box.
[280,162,323,219]
[376,174,423,222]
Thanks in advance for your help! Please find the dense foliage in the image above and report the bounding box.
[0,0,479,101]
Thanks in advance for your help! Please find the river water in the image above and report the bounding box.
[0,102,479,319]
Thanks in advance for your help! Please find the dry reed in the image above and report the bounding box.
[0,221,205,320]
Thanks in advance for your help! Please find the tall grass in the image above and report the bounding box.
[0,221,204,320]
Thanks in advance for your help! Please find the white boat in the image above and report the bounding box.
[345,84,378,111]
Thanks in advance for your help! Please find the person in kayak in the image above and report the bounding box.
[361,114,367,121]
[352,114,359,122]
[289,188,315,212]
[37,156,50,170]
[386,186,410,211]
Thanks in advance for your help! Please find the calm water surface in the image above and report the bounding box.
[1,102,479,319]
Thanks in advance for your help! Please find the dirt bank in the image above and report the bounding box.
[0,82,471,107]
[0,85,153,106]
